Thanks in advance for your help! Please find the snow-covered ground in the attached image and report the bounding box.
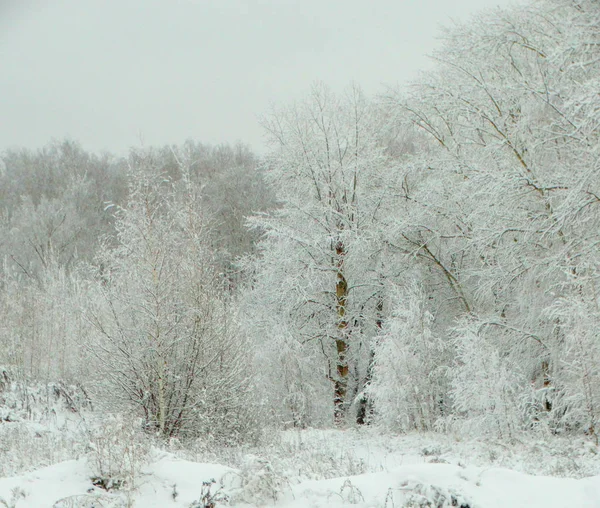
[1,446,600,507]
[2,424,600,507]
[3,386,600,507]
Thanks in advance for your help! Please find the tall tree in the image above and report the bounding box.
[244,84,399,425]
[381,0,600,436]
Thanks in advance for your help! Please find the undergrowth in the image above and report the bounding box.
[2,376,600,508]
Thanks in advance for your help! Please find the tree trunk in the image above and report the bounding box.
[334,241,349,425]
[356,294,382,425]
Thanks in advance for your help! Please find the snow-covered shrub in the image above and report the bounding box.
[397,481,471,508]
[370,283,450,432]
[85,414,150,491]
[229,454,288,505]
[189,479,229,508]
[544,295,600,440]
[86,169,260,443]
[241,288,334,430]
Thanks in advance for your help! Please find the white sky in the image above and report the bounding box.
[0,0,515,155]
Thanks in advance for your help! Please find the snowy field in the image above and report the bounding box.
[2,403,600,508]
[3,452,600,508]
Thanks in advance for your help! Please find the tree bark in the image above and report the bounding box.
[334,240,349,425]
[356,295,382,425]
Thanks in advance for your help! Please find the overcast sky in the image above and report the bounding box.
[1,0,516,155]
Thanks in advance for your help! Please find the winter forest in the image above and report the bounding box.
[2,0,600,506]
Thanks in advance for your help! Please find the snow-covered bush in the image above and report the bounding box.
[544,295,600,440]
[85,414,150,491]
[189,479,229,508]
[230,454,288,505]
[86,166,260,443]
[397,481,471,508]
[247,317,332,429]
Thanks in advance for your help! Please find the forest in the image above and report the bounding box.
[1,0,600,506]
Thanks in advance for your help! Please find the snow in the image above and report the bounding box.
[2,433,600,507]
[139,456,236,507]
[285,465,600,507]
[0,460,92,508]
[0,456,235,508]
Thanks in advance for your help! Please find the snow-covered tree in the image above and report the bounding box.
[86,162,254,440]
[244,83,400,425]
[383,0,600,437]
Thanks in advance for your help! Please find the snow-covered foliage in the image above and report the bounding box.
[86,160,258,441]
[371,0,600,438]
[449,319,531,439]
[370,282,450,432]
[242,0,600,438]
[244,83,401,425]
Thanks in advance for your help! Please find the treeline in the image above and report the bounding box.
[0,140,271,281]
[243,0,600,439]
[1,0,599,443]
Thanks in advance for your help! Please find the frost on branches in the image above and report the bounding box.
[245,0,600,439]
[86,158,256,441]
[244,83,401,426]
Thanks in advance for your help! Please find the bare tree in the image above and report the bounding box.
[87,161,253,439]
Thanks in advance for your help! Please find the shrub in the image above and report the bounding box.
[85,414,150,492]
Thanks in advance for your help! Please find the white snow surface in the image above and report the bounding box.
[2,430,600,507]
[284,465,600,507]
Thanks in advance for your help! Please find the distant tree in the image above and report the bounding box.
[0,140,126,276]
[130,141,275,286]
